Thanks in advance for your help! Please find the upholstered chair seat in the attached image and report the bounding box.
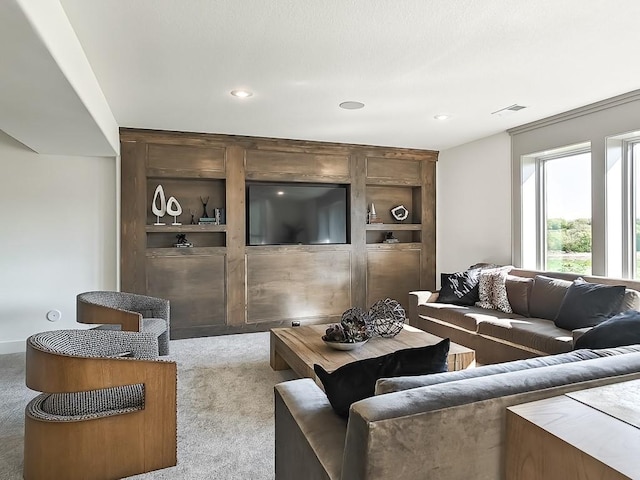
[76,291,171,355]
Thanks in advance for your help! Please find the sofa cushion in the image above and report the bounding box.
[436,269,481,306]
[554,278,625,330]
[417,303,525,332]
[477,317,573,354]
[313,339,449,418]
[476,268,512,313]
[505,275,534,317]
[618,288,640,313]
[529,275,572,320]
[376,345,640,394]
[574,310,640,349]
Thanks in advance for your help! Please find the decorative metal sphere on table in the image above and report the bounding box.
[368,298,406,338]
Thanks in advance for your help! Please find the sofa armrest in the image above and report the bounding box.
[409,290,438,304]
[572,327,592,344]
[275,379,347,480]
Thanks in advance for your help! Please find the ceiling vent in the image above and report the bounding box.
[492,104,527,117]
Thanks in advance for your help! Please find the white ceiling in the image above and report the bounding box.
[23,1,640,151]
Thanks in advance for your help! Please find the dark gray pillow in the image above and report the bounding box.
[505,275,534,316]
[314,338,450,418]
[529,275,572,320]
[574,310,640,349]
[555,278,625,330]
[436,269,481,306]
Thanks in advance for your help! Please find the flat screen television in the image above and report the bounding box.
[246,182,349,245]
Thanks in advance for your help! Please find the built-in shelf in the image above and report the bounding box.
[146,224,227,233]
[365,223,421,231]
[366,242,422,250]
[146,246,226,257]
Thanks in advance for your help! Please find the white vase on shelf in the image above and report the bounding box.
[152,185,167,225]
[166,196,183,225]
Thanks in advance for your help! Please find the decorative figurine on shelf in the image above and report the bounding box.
[200,196,209,218]
[367,203,383,224]
[391,204,409,222]
[173,234,193,248]
[384,231,399,244]
[166,197,183,225]
[190,209,197,225]
[151,185,167,225]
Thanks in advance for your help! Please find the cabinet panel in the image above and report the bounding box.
[146,254,226,334]
[245,149,350,180]
[147,144,225,177]
[246,250,352,323]
[366,157,421,185]
[367,249,421,310]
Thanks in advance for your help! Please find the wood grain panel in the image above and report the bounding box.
[367,249,421,310]
[350,153,368,309]
[421,161,436,290]
[147,143,225,178]
[506,396,640,480]
[366,157,421,184]
[146,254,226,332]
[245,149,350,180]
[121,140,147,294]
[247,250,352,323]
[226,145,246,326]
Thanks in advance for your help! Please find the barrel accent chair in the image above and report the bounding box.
[23,329,177,480]
[77,291,170,355]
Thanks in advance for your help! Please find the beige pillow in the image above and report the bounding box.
[505,275,534,317]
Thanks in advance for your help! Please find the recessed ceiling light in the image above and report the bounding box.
[434,114,450,120]
[339,101,365,110]
[277,191,284,195]
[230,89,253,98]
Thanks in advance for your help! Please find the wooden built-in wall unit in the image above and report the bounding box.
[120,129,438,339]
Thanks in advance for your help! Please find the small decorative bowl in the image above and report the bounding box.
[323,339,368,351]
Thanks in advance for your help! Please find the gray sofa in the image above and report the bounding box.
[409,268,640,364]
[275,345,640,480]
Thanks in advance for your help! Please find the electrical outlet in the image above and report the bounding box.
[46,309,62,322]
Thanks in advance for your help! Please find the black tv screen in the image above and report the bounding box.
[247,183,348,245]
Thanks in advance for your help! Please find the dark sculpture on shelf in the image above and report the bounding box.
[174,234,193,248]
[200,196,209,218]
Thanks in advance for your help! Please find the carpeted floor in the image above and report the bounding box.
[0,332,296,480]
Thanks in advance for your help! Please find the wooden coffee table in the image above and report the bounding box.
[270,324,475,381]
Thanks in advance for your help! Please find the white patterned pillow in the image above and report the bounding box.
[475,267,513,313]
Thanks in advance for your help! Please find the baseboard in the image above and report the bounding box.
[0,340,25,355]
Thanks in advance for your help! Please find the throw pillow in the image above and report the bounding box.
[436,269,481,306]
[554,278,626,330]
[617,288,640,313]
[574,310,640,349]
[505,275,534,317]
[475,268,512,313]
[528,275,572,320]
[314,338,450,418]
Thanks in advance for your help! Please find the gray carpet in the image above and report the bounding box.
[0,332,296,480]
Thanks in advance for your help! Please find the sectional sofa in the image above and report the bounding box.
[275,345,640,480]
[409,268,640,364]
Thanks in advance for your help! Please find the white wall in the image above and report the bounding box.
[0,131,117,353]
[437,132,512,285]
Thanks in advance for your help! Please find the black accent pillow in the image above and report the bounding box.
[314,338,450,418]
[574,310,640,349]
[554,278,625,330]
[436,269,481,306]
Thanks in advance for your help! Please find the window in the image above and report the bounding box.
[521,144,592,274]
